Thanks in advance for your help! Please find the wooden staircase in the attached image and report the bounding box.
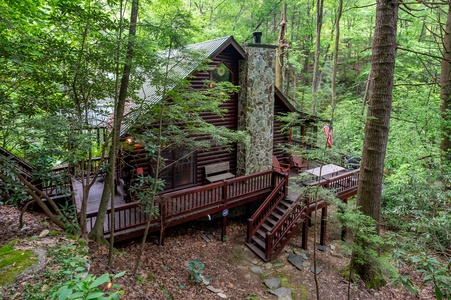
[246,176,308,261]
[0,147,73,204]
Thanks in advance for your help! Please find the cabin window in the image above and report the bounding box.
[211,63,232,83]
[160,148,195,190]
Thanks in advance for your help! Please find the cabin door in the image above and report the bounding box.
[160,149,195,190]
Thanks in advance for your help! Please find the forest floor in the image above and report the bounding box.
[0,204,436,300]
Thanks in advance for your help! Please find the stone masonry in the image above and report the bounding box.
[237,44,277,176]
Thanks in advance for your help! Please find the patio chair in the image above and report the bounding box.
[272,155,290,173]
[291,154,309,174]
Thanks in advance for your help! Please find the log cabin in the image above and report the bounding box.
[118,33,317,197]
[1,34,360,261]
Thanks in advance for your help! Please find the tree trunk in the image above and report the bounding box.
[440,3,451,166]
[331,0,343,119]
[89,0,139,243]
[276,3,287,92]
[352,0,398,286]
[311,0,324,114]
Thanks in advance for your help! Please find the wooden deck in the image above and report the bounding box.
[74,167,359,244]
[78,170,284,242]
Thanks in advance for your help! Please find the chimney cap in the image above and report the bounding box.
[252,32,262,44]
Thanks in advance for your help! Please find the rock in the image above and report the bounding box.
[20,226,31,232]
[246,257,259,265]
[287,254,303,271]
[330,244,336,251]
[270,287,292,300]
[264,270,274,277]
[250,266,263,274]
[262,262,272,270]
[293,248,303,255]
[200,274,211,285]
[302,261,311,268]
[264,278,281,289]
[217,293,227,298]
[206,285,223,293]
[317,245,327,252]
[38,229,49,238]
[310,265,323,275]
[331,252,344,258]
[272,262,285,268]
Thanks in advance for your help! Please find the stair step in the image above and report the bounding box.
[261,222,273,232]
[280,199,292,208]
[271,211,283,220]
[256,229,267,238]
[266,217,278,226]
[245,243,268,262]
[251,235,266,249]
[275,206,287,215]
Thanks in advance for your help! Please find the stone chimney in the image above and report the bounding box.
[237,33,277,175]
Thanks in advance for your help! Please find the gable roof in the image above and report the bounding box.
[121,36,245,134]
[275,87,321,122]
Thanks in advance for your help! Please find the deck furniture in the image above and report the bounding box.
[290,154,309,173]
[304,164,345,179]
[272,155,290,173]
[205,162,235,183]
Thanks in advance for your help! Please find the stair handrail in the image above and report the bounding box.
[265,195,308,259]
[0,147,35,172]
[247,171,288,242]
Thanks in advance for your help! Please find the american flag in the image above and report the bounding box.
[323,124,333,147]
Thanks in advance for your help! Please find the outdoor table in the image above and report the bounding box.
[304,164,345,179]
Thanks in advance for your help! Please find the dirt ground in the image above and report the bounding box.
[0,205,436,300]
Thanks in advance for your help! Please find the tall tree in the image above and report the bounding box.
[331,0,343,119]
[311,0,324,115]
[352,0,399,285]
[275,3,287,91]
[89,0,139,243]
[440,2,451,168]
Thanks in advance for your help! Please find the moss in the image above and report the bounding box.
[0,241,38,286]
[274,274,310,299]
[229,245,244,264]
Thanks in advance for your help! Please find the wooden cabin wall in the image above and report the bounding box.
[120,45,243,192]
[190,45,241,183]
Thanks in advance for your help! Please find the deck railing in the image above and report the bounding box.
[304,168,360,200]
[39,166,73,198]
[86,169,280,235]
[247,171,288,243]
[265,196,308,260]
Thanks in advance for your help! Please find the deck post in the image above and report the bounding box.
[302,216,309,249]
[283,173,289,197]
[223,180,228,204]
[320,206,327,246]
[221,212,228,242]
[159,226,165,246]
[341,198,348,241]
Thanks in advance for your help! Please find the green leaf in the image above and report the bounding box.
[57,286,72,300]
[110,293,120,300]
[435,285,443,300]
[114,270,126,278]
[89,274,110,289]
[69,291,84,299]
[86,292,105,299]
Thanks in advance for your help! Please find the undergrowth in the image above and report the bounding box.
[0,239,124,299]
[0,241,38,286]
